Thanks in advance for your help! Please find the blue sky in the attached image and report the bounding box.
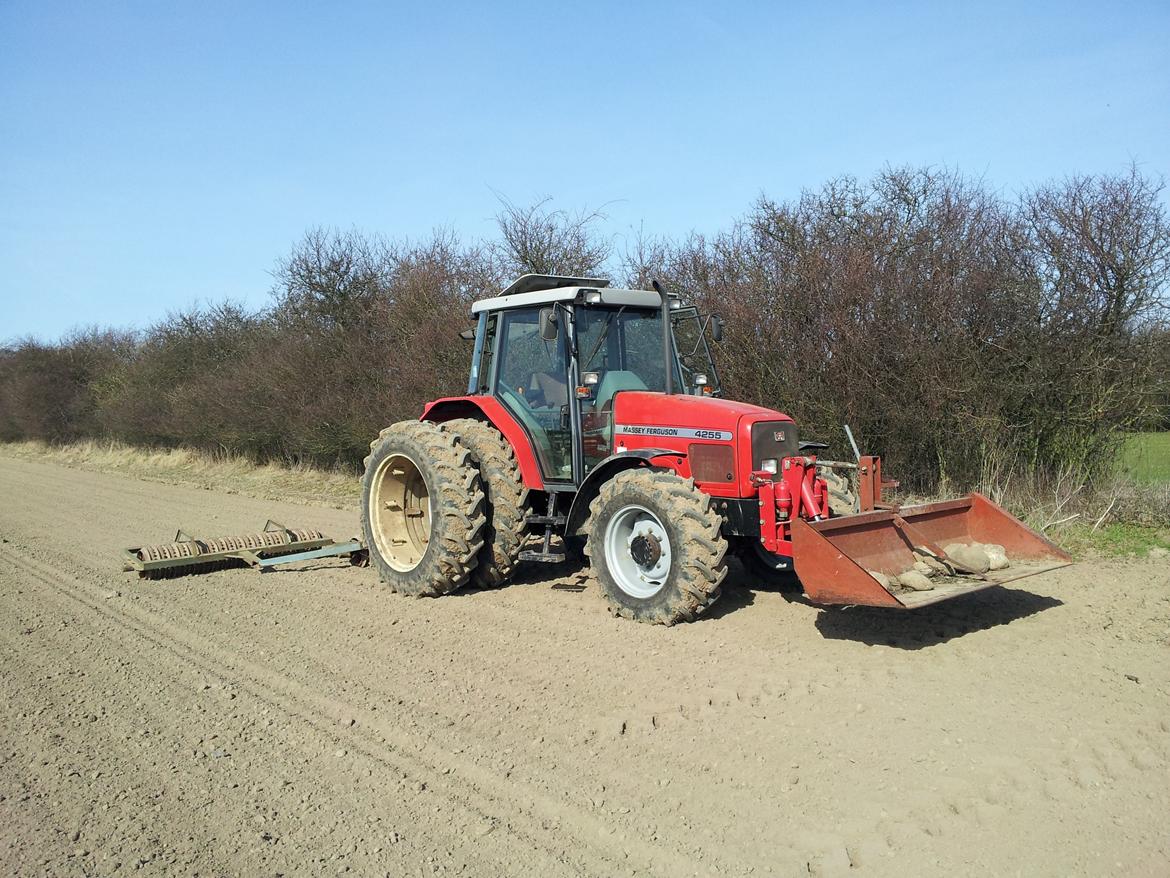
[1,1,1168,341]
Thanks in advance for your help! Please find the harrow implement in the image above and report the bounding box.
[123,520,366,579]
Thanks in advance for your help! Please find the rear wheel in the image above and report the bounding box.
[361,420,486,596]
[584,469,728,625]
[440,419,528,589]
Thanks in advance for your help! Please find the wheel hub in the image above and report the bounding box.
[604,505,673,600]
[630,532,662,567]
[369,452,431,572]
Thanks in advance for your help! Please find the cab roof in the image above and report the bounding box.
[471,273,675,315]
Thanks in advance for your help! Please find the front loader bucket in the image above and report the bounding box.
[791,492,1071,609]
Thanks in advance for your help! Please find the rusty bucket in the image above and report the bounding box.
[791,493,1071,609]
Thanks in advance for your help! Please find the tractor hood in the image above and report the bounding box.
[610,392,792,440]
[609,392,795,497]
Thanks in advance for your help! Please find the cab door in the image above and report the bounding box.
[491,306,574,482]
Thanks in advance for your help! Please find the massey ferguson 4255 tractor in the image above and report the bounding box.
[361,275,1069,624]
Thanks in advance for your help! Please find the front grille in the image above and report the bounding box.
[689,443,735,484]
[751,421,799,475]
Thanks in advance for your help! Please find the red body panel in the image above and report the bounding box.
[424,391,797,498]
[421,396,547,490]
[611,392,794,498]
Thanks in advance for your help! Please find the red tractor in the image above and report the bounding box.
[361,275,1068,624]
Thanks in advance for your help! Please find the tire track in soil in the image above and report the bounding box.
[5,455,1170,876]
[0,574,566,878]
[1,544,702,878]
[0,623,248,878]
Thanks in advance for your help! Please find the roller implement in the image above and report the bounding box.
[359,274,1071,624]
[123,521,366,579]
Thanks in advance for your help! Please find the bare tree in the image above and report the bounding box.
[1,167,1166,495]
[491,196,611,278]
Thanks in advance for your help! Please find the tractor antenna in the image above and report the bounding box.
[651,280,675,395]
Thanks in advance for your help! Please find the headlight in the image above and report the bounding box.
[583,290,603,304]
[760,458,778,474]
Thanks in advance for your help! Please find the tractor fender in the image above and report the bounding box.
[421,396,545,490]
[564,448,683,537]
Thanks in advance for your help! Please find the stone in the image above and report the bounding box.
[982,543,1010,570]
[868,571,893,589]
[944,543,991,574]
[896,570,934,591]
[913,550,950,576]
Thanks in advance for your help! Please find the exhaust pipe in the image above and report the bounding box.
[651,279,674,395]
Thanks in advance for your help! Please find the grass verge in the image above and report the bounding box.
[1120,432,1170,484]
[1052,521,1170,559]
[0,439,361,509]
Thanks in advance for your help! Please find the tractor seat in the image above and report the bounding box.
[528,371,568,408]
[594,370,648,411]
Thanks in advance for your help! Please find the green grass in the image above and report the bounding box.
[1120,432,1170,484]
[1059,521,1170,558]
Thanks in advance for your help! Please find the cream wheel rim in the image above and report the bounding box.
[370,452,431,571]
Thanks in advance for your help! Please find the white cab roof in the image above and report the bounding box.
[471,273,671,314]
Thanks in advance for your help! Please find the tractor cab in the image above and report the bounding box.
[466,274,722,484]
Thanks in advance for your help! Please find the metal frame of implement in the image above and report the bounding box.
[122,520,367,578]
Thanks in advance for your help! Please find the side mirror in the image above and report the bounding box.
[710,314,724,343]
[539,307,558,340]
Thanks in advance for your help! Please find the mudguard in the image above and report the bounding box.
[564,448,681,537]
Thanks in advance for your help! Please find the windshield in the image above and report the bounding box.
[575,306,679,395]
[671,307,721,395]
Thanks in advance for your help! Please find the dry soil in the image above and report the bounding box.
[1,456,1167,877]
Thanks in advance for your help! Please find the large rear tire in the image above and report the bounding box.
[361,420,486,597]
[440,419,528,589]
[584,469,728,625]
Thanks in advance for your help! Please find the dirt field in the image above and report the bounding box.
[1,456,1167,877]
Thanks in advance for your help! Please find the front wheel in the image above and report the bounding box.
[584,469,728,625]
